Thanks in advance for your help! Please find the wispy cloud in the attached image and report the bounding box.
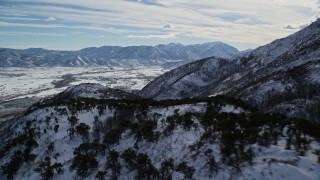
[45,16,57,21]
[0,0,319,50]
[124,0,164,6]
[3,13,28,17]
[282,24,307,31]
[70,31,84,35]
[0,16,39,21]
[0,21,134,34]
[126,32,179,39]
[0,43,78,50]
[163,24,172,29]
[0,31,67,36]
[282,14,319,31]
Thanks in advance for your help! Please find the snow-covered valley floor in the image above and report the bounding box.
[0,66,168,102]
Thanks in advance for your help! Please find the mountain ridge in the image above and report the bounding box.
[139,19,320,121]
[0,42,238,68]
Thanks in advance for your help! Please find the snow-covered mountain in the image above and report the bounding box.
[0,85,319,179]
[139,19,320,121]
[0,42,238,68]
[139,57,236,99]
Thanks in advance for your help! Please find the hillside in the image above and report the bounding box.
[0,86,319,179]
[139,19,320,121]
[49,83,141,101]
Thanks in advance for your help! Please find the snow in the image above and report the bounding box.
[282,126,289,136]
[148,103,206,118]
[7,105,115,180]
[242,79,294,105]
[259,80,290,92]
[219,104,244,114]
[0,100,320,180]
[63,83,106,99]
[230,73,241,81]
[308,70,320,83]
[0,66,169,102]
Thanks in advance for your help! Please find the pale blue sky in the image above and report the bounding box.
[0,0,319,50]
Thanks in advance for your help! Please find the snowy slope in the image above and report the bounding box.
[0,97,40,122]
[50,83,141,101]
[139,19,320,121]
[0,94,319,180]
[139,57,237,99]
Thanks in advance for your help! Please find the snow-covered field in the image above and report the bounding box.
[0,66,168,102]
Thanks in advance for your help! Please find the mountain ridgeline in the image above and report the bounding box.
[0,42,238,68]
[140,19,320,122]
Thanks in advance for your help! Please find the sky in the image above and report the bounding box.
[0,0,319,51]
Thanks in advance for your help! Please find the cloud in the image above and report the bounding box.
[45,16,57,21]
[4,13,28,17]
[0,21,65,28]
[71,31,84,35]
[0,31,67,36]
[282,25,297,30]
[126,32,179,39]
[0,43,78,50]
[0,16,39,21]
[163,24,172,29]
[124,0,164,6]
[0,21,133,34]
[1,0,320,49]
[282,14,319,31]
[282,24,307,31]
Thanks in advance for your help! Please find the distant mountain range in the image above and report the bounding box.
[0,42,238,68]
[140,19,320,121]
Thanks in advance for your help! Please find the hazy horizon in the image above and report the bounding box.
[0,41,252,51]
